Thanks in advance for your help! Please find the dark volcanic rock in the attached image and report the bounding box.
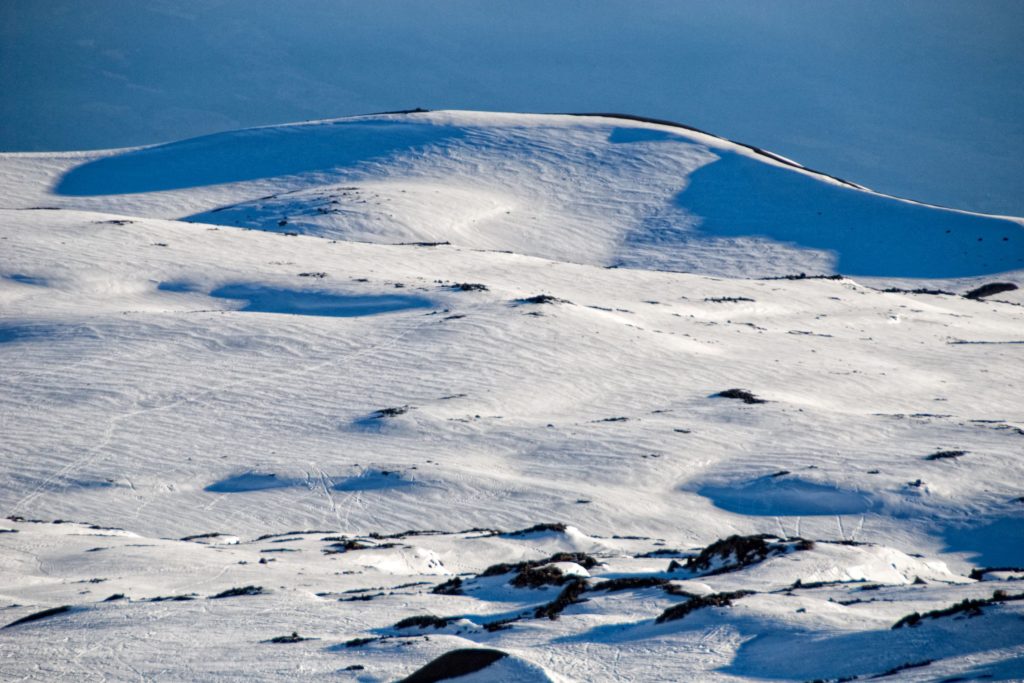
[714,389,766,404]
[964,282,1018,300]
[399,648,509,683]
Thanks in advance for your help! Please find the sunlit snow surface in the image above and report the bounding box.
[1,112,1023,681]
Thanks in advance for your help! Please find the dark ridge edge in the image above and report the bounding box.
[366,107,433,116]
[367,107,864,191]
[325,108,997,213]
[561,112,864,190]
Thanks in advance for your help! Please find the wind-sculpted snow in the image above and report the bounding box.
[1,113,1024,680]
[4,110,1019,279]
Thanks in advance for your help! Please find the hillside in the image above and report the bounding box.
[4,111,1022,279]
[1,112,1022,681]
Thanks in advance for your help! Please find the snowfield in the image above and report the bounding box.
[1,111,1022,681]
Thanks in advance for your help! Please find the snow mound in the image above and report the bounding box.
[348,545,450,576]
[729,540,969,589]
[9,110,1019,279]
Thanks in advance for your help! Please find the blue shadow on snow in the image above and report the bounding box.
[55,120,463,195]
[206,470,414,494]
[676,150,1023,278]
[697,476,877,516]
[159,282,434,317]
[941,516,1024,566]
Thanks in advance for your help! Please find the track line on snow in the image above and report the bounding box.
[312,465,342,529]
[836,515,847,541]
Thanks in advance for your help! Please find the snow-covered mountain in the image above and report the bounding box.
[7,110,1023,279]
[1,111,1022,681]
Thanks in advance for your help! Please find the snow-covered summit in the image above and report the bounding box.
[5,110,1022,279]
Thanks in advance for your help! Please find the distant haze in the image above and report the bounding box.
[2,0,1022,216]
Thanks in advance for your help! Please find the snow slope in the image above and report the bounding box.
[1,112,1023,681]
[3,111,1022,278]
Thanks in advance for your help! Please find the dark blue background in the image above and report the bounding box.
[2,0,1021,215]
